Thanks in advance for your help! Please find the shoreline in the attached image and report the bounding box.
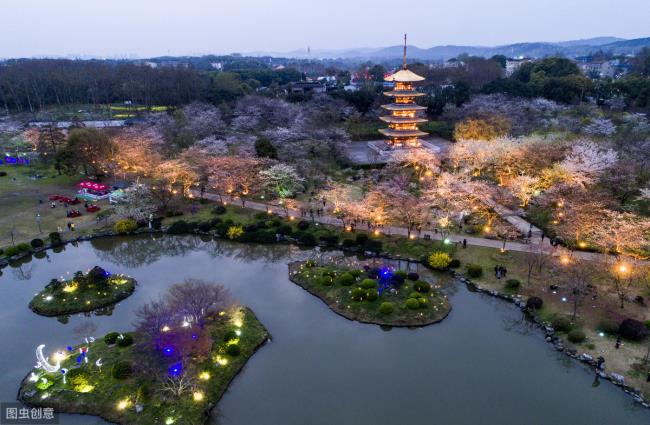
[5,229,650,411]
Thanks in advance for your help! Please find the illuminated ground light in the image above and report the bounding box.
[193,391,204,402]
[44,295,53,302]
[165,418,176,425]
[161,325,171,332]
[62,284,78,293]
[235,329,242,336]
[199,371,210,381]
[215,356,228,366]
[116,399,130,410]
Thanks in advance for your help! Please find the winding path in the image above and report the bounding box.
[197,191,608,261]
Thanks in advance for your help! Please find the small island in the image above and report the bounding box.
[289,260,451,327]
[29,266,137,316]
[19,280,269,425]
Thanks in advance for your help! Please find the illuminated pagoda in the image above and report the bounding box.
[379,34,428,148]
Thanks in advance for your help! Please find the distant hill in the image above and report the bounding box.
[271,37,650,61]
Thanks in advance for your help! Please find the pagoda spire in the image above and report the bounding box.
[403,33,407,70]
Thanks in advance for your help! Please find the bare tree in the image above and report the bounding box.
[165,279,233,328]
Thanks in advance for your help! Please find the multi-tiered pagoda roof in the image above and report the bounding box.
[379,39,428,147]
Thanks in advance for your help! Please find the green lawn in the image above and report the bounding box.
[29,270,136,317]
[289,261,450,326]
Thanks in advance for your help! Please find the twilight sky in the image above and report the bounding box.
[2,0,649,58]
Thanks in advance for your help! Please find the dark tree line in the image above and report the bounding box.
[0,59,205,112]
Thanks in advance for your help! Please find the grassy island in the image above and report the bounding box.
[29,266,136,316]
[289,260,451,327]
[18,306,269,425]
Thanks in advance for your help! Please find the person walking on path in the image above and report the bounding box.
[463,239,467,248]
[615,336,621,349]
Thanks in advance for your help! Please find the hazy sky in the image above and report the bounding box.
[2,0,649,58]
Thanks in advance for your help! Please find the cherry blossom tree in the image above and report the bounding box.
[259,163,304,203]
[507,175,540,207]
[113,184,157,222]
[555,141,618,188]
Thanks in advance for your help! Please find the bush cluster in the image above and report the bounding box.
[526,296,543,310]
[448,259,461,269]
[117,333,134,347]
[114,219,137,234]
[567,329,586,343]
[619,319,647,341]
[466,264,483,278]
[428,251,452,270]
[351,287,366,301]
[4,243,31,257]
[378,302,394,315]
[360,278,377,289]
[337,273,354,286]
[212,205,227,215]
[111,361,133,380]
[226,344,241,356]
[167,220,190,234]
[413,281,431,293]
[30,238,44,248]
[104,332,120,345]
[505,279,521,290]
[551,316,571,332]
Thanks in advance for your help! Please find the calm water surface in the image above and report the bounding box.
[0,235,647,425]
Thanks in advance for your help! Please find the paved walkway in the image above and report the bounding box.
[196,191,611,260]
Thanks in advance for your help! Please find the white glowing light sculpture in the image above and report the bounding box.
[35,345,61,373]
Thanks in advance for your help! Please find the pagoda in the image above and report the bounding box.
[379,34,428,148]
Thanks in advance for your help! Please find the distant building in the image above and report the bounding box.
[210,62,223,70]
[443,58,465,68]
[579,60,616,78]
[505,57,531,76]
[289,81,326,94]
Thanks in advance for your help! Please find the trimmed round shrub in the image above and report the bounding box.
[366,268,381,279]
[244,223,258,232]
[197,221,212,232]
[48,232,62,246]
[390,274,405,287]
[223,330,238,342]
[418,297,429,308]
[378,302,394,315]
[67,369,89,388]
[276,224,293,235]
[111,361,133,380]
[619,318,647,341]
[212,205,227,215]
[337,272,354,286]
[351,287,366,301]
[297,220,310,230]
[567,329,586,343]
[355,234,369,245]
[342,238,356,248]
[104,332,120,345]
[117,334,134,347]
[114,219,137,234]
[298,232,317,246]
[597,318,619,335]
[551,316,571,332]
[407,272,419,281]
[466,264,483,278]
[394,270,408,279]
[405,298,420,310]
[321,268,336,278]
[505,279,521,290]
[319,234,339,246]
[317,276,334,286]
[226,225,244,240]
[413,281,431,293]
[349,269,363,279]
[448,259,461,269]
[365,289,378,301]
[167,220,190,234]
[226,344,241,356]
[360,278,377,289]
[428,251,452,270]
[526,296,543,310]
[364,239,383,253]
[30,238,44,248]
[408,291,421,299]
